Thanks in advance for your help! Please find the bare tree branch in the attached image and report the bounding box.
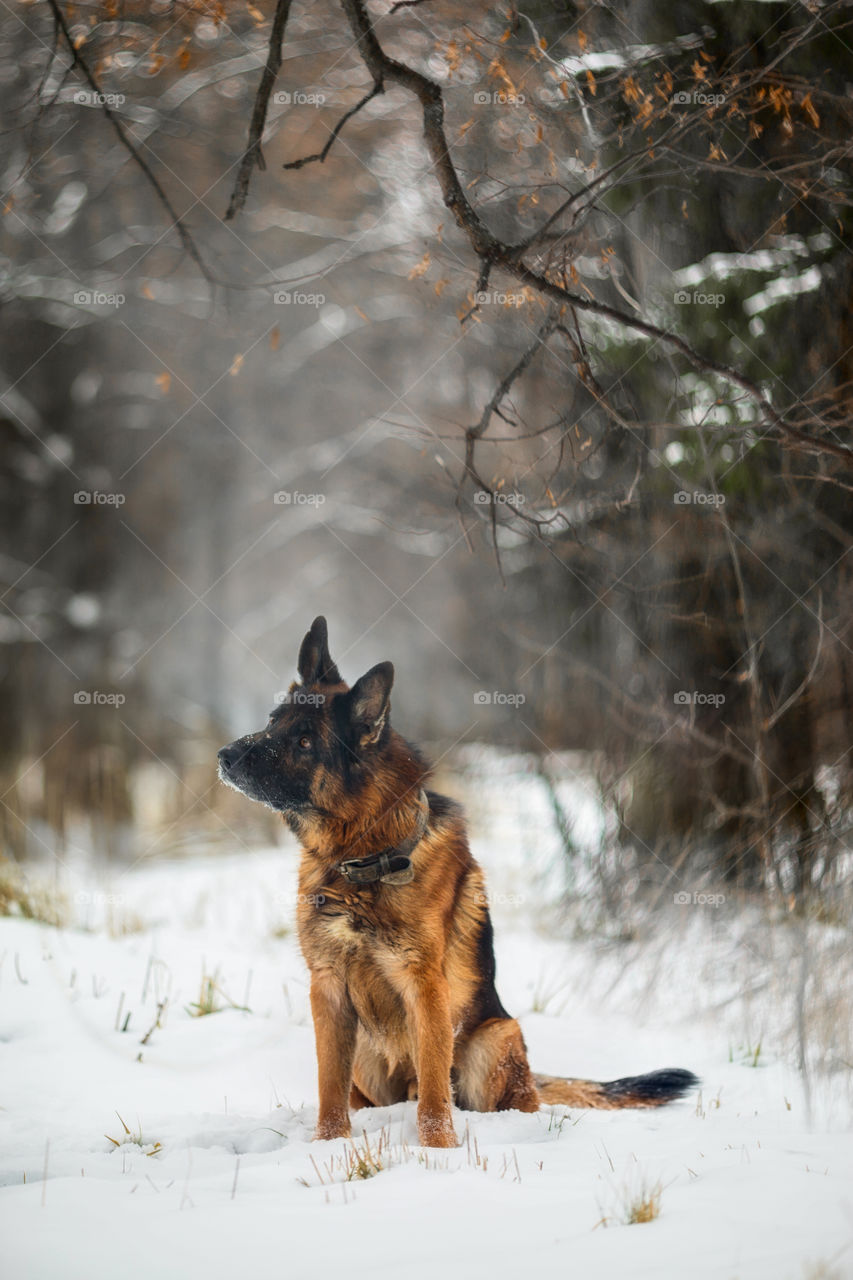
[225,0,295,222]
[389,0,435,14]
[45,0,211,282]
[764,593,825,732]
[339,0,853,469]
[283,82,384,171]
[468,312,559,446]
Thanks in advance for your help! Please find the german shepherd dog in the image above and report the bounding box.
[218,617,698,1148]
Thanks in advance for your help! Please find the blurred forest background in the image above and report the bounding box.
[1,0,852,914]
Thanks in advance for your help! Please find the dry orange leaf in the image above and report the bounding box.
[488,57,517,96]
[408,250,430,281]
[801,93,820,128]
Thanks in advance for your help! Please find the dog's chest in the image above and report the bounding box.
[298,888,412,1033]
[316,908,373,949]
[299,881,394,954]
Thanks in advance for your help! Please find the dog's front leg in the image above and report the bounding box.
[309,970,357,1141]
[404,972,459,1148]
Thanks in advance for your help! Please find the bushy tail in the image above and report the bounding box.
[534,1067,699,1110]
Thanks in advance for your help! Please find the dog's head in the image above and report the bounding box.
[217,616,394,816]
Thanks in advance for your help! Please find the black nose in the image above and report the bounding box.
[218,743,241,771]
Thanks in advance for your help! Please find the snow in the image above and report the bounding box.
[1,755,851,1280]
[556,34,706,77]
[743,266,823,316]
[672,233,831,289]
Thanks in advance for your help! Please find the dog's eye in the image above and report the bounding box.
[298,735,311,750]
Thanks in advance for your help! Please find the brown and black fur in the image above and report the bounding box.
[218,617,698,1148]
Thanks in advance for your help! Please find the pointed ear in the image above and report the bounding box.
[297,616,341,685]
[346,661,394,747]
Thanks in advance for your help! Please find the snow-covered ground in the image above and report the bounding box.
[1,753,851,1280]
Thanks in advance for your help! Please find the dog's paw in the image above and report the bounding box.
[314,1109,351,1141]
[417,1110,459,1149]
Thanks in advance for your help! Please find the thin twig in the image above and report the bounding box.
[225,0,295,220]
[283,82,384,170]
[338,0,853,468]
[45,0,211,281]
[389,0,434,13]
[764,593,824,732]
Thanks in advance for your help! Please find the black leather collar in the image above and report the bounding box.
[338,790,428,886]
